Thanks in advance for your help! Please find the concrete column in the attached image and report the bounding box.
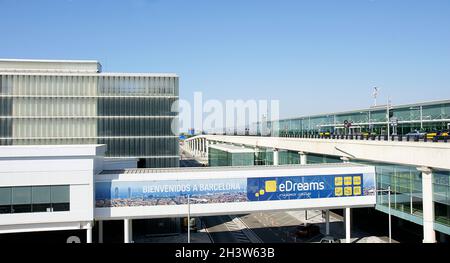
[197,139,200,156]
[86,222,92,243]
[193,140,196,155]
[341,156,350,163]
[195,139,199,156]
[418,166,436,243]
[203,138,206,157]
[201,138,204,156]
[205,139,209,157]
[273,148,279,166]
[98,220,103,243]
[325,210,330,235]
[345,207,351,243]
[298,151,307,165]
[124,218,132,243]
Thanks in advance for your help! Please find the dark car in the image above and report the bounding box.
[320,235,341,243]
[294,224,321,238]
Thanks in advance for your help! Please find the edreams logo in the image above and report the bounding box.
[254,179,325,197]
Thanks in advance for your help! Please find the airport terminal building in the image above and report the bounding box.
[264,99,450,137]
[0,59,179,168]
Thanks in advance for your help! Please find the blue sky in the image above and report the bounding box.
[1,0,449,118]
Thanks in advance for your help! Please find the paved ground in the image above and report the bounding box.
[134,231,212,243]
[284,210,395,243]
[180,145,207,167]
[201,210,395,243]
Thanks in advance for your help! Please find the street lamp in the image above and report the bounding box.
[186,195,208,243]
[373,87,379,107]
[376,186,392,243]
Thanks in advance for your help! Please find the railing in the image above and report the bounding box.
[211,132,448,143]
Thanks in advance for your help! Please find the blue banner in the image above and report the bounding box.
[95,173,375,208]
[246,174,374,201]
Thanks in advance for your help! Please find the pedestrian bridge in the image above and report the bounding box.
[185,135,450,170]
[95,163,375,220]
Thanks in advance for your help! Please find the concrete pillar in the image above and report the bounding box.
[298,151,307,165]
[325,210,330,235]
[273,148,279,166]
[418,166,436,243]
[98,220,103,243]
[86,222,92,243]
[193,140,196,155]
[195,139,199,156]
[341,156,350,163]
[205,139,209,157]
[201,138,205,156]
[124,218,132,243]
[203,139,207,157]
[345,207,351,243]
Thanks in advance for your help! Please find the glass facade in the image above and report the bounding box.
[434,170,450,226]
[265,100,450,137]
[208,146,255,167]
[0,67,179,168]
[0,185,70,214]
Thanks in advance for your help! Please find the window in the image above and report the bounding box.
[0,187,12,214]
[51,185,70,211]
[0,185,70,214]
[12,187,32,213]
[32,186,51,212]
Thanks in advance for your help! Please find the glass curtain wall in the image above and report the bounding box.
[208,146,254,167]
[434,170,450,227]
[267,101,450,137]
[97,75,179,167]
[0,73,179,168]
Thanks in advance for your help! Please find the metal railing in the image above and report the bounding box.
[213,132,448,143]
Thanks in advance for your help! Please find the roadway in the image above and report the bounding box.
[180,145,204,167]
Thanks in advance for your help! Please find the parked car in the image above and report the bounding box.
[426,131,438,140]
[320,235,341,243]
[406,130,426,139]
[319,131,331,137]
[436,130,449,140]
[294,224,321,238]
[358,132,377,137]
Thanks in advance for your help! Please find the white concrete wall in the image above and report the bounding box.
[0,145,105,234]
